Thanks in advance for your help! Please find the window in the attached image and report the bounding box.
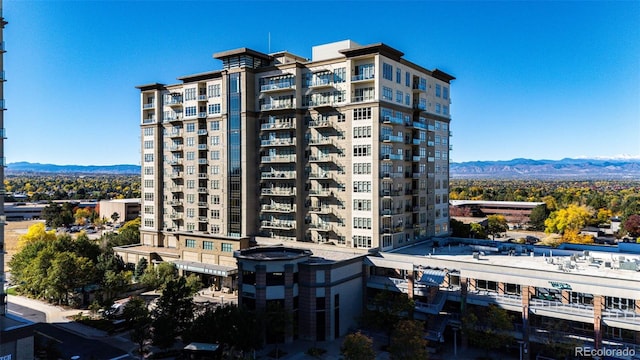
[396,90,403,103]
[211,180,220,189]
[187,194,195,204]
[353,107,372,120]
[212,195,220,204]
[210,121,220,131]
[208,104,221,114]
[353,145,371,156]
[144,140,154,149]
[144,180,154,188]
[144,166,153,175]
[211,225,220,233]
[435,84,441,97]
[405,94,410,106]
[212,209,220,219]
[186,137,195,146]
[396,68,401,83]
[353,163,371,174]
[186,151,195,161]
[186,123,196,133]
[185,88,196,101]
[382,87,393,101]
[211,151,220,160]
[435,103,441,114]
[203,241,214,250]
[334,67,346,83]
[185,239,196,248]
[144,205,154,214]
[212,165,220,174]
[211,136,220,145]
[186,165,195,174]
[353,217,372,229]
[382,63,393,81]
[337,113,346,122]
[185,106,197,117]
[221,243,233,252]
[187,180,195,189]
[144,154,154,162]
[405,72,410,87]
[443,87,449,100]
[143,128,154,136]
[187,208,195,218]
[353,126,372,138]
[208,84,221,98]
[144,192,154,201]
[144,218,154,227]
[353,181,371,193]
[353,199,372,211]
[354,235,372,248]
[443,106,449,116]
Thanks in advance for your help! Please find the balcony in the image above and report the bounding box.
[382,226,404,234]
[380,172,403,179]
[413,102,427,111]
[169,145,183,152]
[170,212,183,220]
[427,141,435,147]
[198,94,207,101]
[380,208,403,216]
[197,144,207,150]
[381,154,403,161]
[413,156,422,162]
[169,186,183,193]
[165,98,183,106]
[142,117,156,124]
[198,202,208,207]
[412,121,428,130]
[380,189,403,197]
[412,138,423,145]
[309,137,338,147]
[309,206,335,216]
[198,173,208,179]
[261,204,296,213]
[261,154,296,163]
[198,216,208,222]
[351,95,375,103]
[261,171,296,179]
[197,187,208,194]
[427,157,435,162]
[261,188,296,196]
[260,121,295,131]
[310,78,334,88]
[308,172,337,181]
[260,82,295,92]
[261,101,296,111]
[309,223,334,232]
[412,82,427,92]
[168,130,182,138]
[381,134,404,143]
[170,172,183,179]
[198,112,207,119]
[168,200,183,206]
[143,102,155,109]
[351,73,375,82]
[603,309,640,331]
[168,159,183,166]
[198,159,208,165]
[261,220,296,229]
[382,115,404,126]
[309,155,336,163]
[197,129,208,136]
[308,188,333,197]
[308,119,336,129]
[261,138,296,147]
[163,115,183,123]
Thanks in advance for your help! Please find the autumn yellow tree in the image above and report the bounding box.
[544,204,593,235]
[17,223,57,249]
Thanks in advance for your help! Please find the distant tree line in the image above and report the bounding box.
[4,174,140,201]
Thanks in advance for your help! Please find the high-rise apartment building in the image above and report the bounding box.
[127,40,453,288]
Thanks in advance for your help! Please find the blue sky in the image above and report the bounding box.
[4,1,639,165]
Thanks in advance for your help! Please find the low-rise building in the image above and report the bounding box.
[98,198,140,223]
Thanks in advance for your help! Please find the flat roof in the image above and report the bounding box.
[254,236,370,262]
[450,200,545,207]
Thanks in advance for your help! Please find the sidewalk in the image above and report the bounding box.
[8,294,109,339]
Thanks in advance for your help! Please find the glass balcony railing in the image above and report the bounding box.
[261,154,296,163]
[351,73,375,82]
[261,101,296,111]
[381,135,404,143]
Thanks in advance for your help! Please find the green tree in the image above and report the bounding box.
[363,289,414,346]
[152,277,195,348]
[101,270,132,305]
[389,319,428,360]
[141,262,178,291]
[341,331,376,360]
[463,304,514,356]
[487,214,508,240]
[449,218,470,238]
[134,258,148,281]
[528,204,549,231]
[123,296,152,357]
[470,223,487,239]
[46,252,95,305]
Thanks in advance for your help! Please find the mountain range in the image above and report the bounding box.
[5,159,640,179]
[450,158,640,179]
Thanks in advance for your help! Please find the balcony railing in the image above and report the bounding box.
[309,155,336,163]
[260,122,295,130]
[261,101,295,111]
[261,171,296,179]
[261,220,296,229]
[381,154,403,161]
[382,115,404,125]
[309,223,334,231]
[165,98,183,105]
[197,187,208,193]
[413,122,428,130]
[381,135,404,143]
[310,78,333,88]
[143,103,155,109]
[261,204,296,212]
[413,102,427,111]
[261,155,296,163]
[261,188,296,196]
[261,138,296,147]
[169,145,183,151]
[198,112,207,118]
[142,117,156,124]
[351,73,375,82]
[308,189,333,197]
[309,137,338,147]
[351,95,375,103]
[198,94,207,101]
[308,119,336,128]
[197,129,207,136]
[260,82,295,92]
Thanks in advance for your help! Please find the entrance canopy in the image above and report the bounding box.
[173,260,237,277]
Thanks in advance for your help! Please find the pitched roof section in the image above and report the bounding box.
[213,47,272,62]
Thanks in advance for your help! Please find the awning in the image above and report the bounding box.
[364,256,413,271]
[417,269,446,286]
[172,260,237,277]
